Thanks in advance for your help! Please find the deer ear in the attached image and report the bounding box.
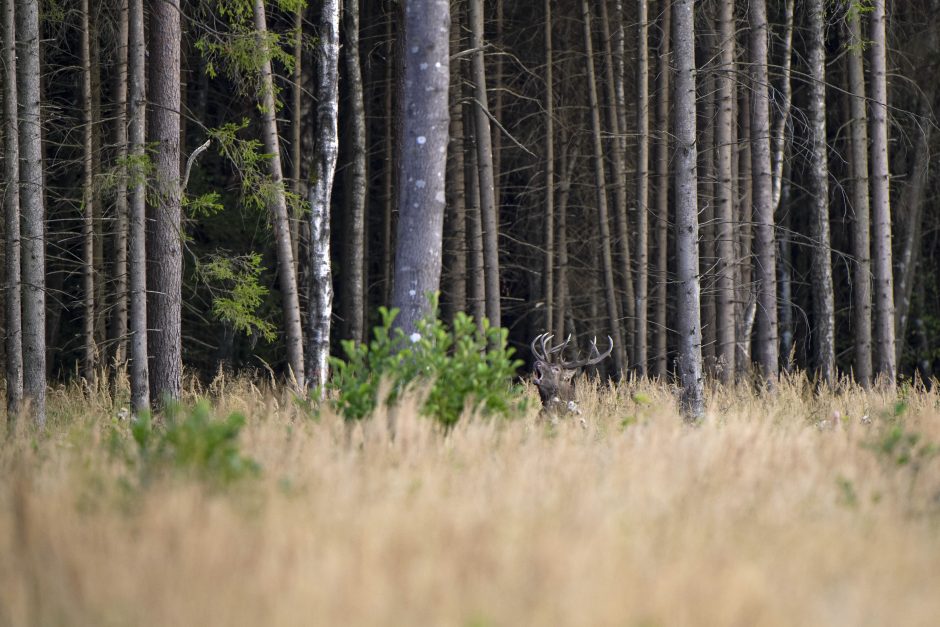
[561,368,578,383]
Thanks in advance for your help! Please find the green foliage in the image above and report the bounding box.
[195,252,277,342]
[130,401,260,487]
[866,423,939,469]
[185,190,225,218]
[328,303,525,426]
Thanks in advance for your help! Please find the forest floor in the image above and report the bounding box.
[1,374,939,626]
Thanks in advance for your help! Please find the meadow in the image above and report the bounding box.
[1,374,939,626]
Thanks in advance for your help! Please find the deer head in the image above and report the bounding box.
[530,333,614,415]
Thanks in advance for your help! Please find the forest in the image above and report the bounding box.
[2,0,939,422]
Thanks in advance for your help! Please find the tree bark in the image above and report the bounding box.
[544,0,555,336]
[3,0,22,422]
[653,0,671,379]
[254,0,306,389]
[714,0,735,384]
[635,0,649,376]
[465,102,486,326]
[128,0,149,413]
[673,0,704,420]
[869,0,896,384]
[81,0,97,385]
[343,0,366,344]
[17,0,46,426]
[307,0,340,391]
[581,0,626,375]
[468,0,501,329]
[807,0,835,384]
[846,5,873,387]
[390,0,450,335]
[110,0,130,373]
[444,0,467,322]
[735,80,754,377]
[749,0,778,383]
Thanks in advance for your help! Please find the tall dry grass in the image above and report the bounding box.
[1,374,939,626]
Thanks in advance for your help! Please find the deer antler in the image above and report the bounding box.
[558,335,614,369]
[530,333,572,362]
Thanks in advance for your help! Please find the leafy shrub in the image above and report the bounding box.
[130,400,260,486]
[328,305,525,426]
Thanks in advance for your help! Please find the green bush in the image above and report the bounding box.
[328,305,525,426]
[130,400,260,486]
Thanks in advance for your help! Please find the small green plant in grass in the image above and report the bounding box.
[130,400,260,487]
[328,301,525,426]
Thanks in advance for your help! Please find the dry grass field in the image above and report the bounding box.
[2,375,939,626]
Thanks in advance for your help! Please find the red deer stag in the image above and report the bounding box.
[530,333,613,421]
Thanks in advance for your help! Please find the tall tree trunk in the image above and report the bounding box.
[869,0,896,384]
[343,0,366,343]
[714,0,735,384]
[290,5,304,266]
[653,0,671,379]
[468,0,500,329]
[749,0,778,383]
[4,0,23,422]
[381,2,395,307]
[307,0,340,391]
[673,0,704,420]
[699,30,716,374]
[635,0,650,377]
[770,0,794,212]
[254,0,305,388]
[735,81,754,377]
[81,0,97,385]
[128,0,149,413]
[444,0,467,322]
[777,173,794,371]
[554,140,577,342]
[465,103,486,326]
[110,0,129,373]
[544,0,555,336]
[807,0,835,384]
[17,0,45,426]
[846,5,873,387]
[390,0,450,335]
[581,0,626,375]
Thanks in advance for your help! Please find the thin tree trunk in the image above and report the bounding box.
[444,0,467,321]
[554,139,577,342]
[749,0,778,383]
[465,103,486,326]
[390,0,450,335]
[777,173,794,371]
[381,1,395,308]
[715,0,735,384]
[128,0,149,413]
[290,5,304,267]
[735,80,754,377]
[770,0,793,212]
[544,0,555,335]
[635,0,650,377]
[307,0,340,391]
[807,0,835,384]
[254,0,305,388]
[673,0,704,420]
[653,0,671,379]
[111,0,129,373]
[81,0,97,385]
[846,5,873,387]
[3,0,23,422]
[699,30,716,374]
[869,0,896,384]
[468,0,501,329]
[343,0,366,343]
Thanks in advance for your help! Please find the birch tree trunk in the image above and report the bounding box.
[807,0,835,384]
[714,0,735,384]
[128,0,149,413]
[869,0,896,384]
[390,0,450,335]
[673,0,704,420]
[3,0,22,422]
[846,5,873,387]
[654,0,671,379]
[635,0,649,376]
[343,0,366,344]
[749,0,778,383]
[307,0,340,391]
[468,0,501,329]
[581,0,626,375]
[17,0,46,426]
[110,0,129,372]
[81,0,97,385]
[253,0,305,389]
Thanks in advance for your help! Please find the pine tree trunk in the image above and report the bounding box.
[735,82,754,377]
[128,0,149,413]
[635,0,650,377]
[465,105,486,326]
[291,6,304,267]
[444,0,467,322]
[554,139,577,342]
[17,0,46,426]
[254,0,305,388]
[673,0,704,420]
[390,0,450,335]
[307,0,340,391]
[807,0,835,384]
[699,32,716,375]
[748,0,778,383]
[715,0,735,384]
[846,6,873,388]
[468,0,501,329]
[81,0,97,385]
[110,0,129,372]
[381,2,395,308]
[343,0,366,344]
[653,0,671,379]
[147,0,183,405]
[543,0,555,336]
[770,0,793,212]
[869,0,896,384]
[3,0,23,422]
[582,0,626,375]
